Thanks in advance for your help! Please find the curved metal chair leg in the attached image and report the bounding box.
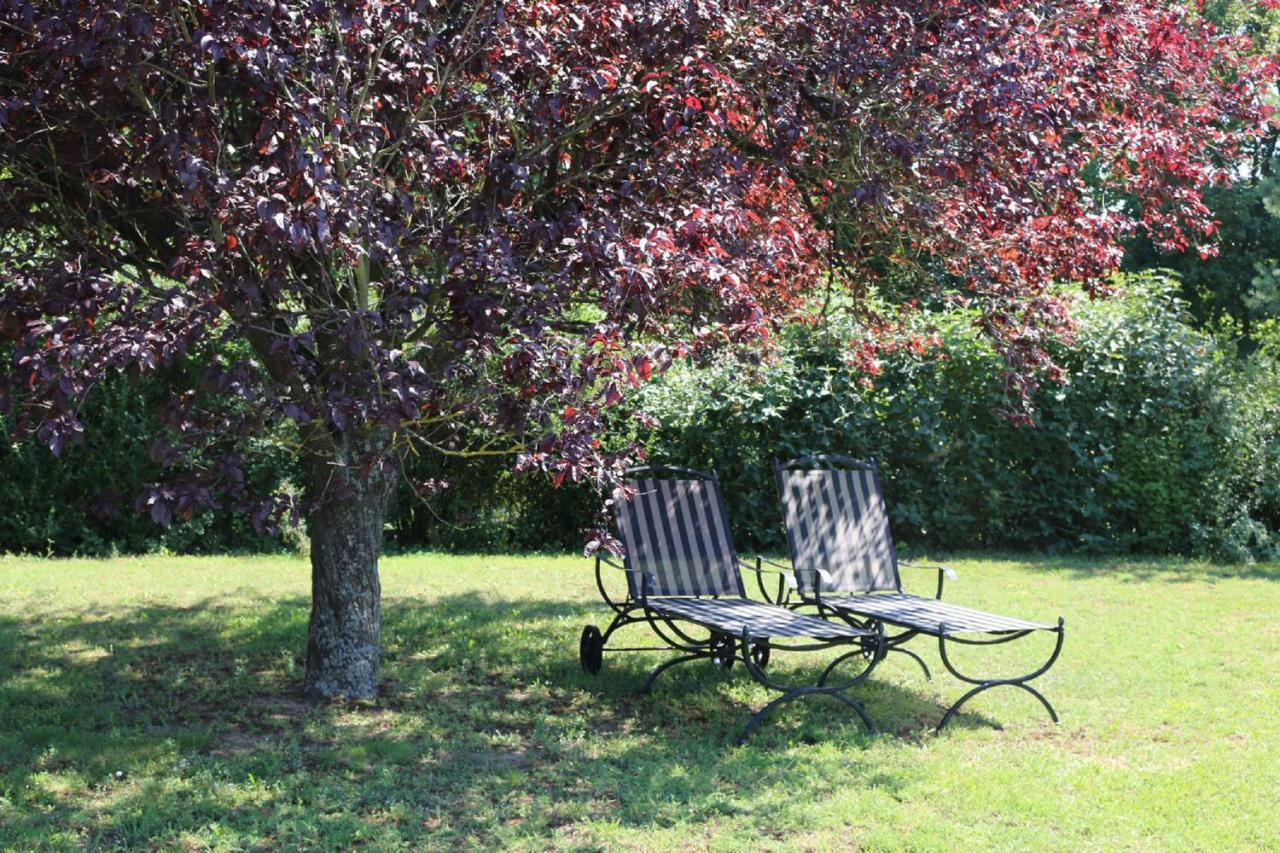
[738,690,802,744]
[823,619,929,682]
[935,617,1065,732]
[734,626,884,743]
[600,608,638,645]
[1012,681,1058,722]
[817,648,870,687]
[827,690,875,733]
[888,645,932,680]
[737,687,875,745]
[937,682,990,731]
[640,653,706,694]
[937,681,1059,731]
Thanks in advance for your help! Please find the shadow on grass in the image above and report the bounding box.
[0,592,1021,847]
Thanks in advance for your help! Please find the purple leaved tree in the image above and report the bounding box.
[0,0,1268,698]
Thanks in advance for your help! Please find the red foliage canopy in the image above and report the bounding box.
[0,0,1270,536]
[726,0,1273,398]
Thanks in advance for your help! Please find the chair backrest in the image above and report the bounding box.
[775,456,901,595]
[614,467,746,598]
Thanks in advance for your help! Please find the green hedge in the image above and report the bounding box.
[388,273,1280,560]
[634,275,1280,559]
[384,452,598,553]
[4,273,1279,559]
[0,366,293,556]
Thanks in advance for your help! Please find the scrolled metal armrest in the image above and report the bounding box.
[738,557,798,590]
[901,560,957,580]
[899,560,954,600]
[597,554,656,602]
[598,554,645,574]
[794,566,835,588]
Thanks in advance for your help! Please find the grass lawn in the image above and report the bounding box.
[1,552,1278,850]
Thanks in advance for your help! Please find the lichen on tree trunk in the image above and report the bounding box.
[303,440,393,701]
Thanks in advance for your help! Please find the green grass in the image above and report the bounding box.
[2,552,1279,850]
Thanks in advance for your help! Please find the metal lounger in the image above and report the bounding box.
[772,455,1065,732]
[579,465,884,744]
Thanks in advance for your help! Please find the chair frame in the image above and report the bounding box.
[579,465,885,744]
[770,454,1065,732]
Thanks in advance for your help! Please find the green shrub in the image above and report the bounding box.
[385,453,598,553]
[5,273,1278,559]
[0,368,293,556]
[633,273,1279,559]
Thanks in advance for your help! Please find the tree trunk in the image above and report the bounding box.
[303,441,393,700]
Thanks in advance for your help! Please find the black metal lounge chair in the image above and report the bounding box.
[772,455,1065,732]
[579,465,885,744]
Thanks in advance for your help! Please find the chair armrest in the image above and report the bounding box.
[738,557,798,590]
[597,556,658,599]
[753,555,793,573]
[793,566,835,587]
[597,555,656,591]
[901,560,957,580]
[899,561,955,600]
[598,554,643,574]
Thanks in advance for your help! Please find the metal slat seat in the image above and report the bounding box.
[647,597,873,640]
[821,593,1052,636]
[774,456,1065,732]
[774,457,1052,636]
[579,465,885,743]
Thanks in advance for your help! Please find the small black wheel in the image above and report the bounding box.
[709,633,736,669]
[580,625,604,675]
[749,639,770,668]
[860,631,882,662]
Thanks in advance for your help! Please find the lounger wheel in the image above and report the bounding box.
[580,625,604,675]
[749,639,770,668]
[709,633,736,669]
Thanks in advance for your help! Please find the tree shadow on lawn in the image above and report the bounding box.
[0,593,1013,846]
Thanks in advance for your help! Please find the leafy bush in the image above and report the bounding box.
[0,367,293,556]
[634,273,1280,559]
[384,453,599,554]
[5,273,1279,560]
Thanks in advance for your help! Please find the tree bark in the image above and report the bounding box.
[303,438,394,700]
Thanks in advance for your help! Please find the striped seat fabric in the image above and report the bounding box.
[823,593,1052,636]
[615,476,745,597]
[646,597,871,640]
[778,465,900,595]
